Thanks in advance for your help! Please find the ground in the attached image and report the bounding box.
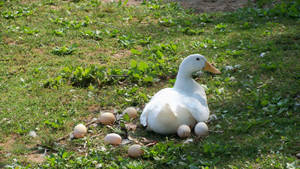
[171,0,249,12]
[0,0,299,168]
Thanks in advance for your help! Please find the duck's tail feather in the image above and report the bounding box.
[156,103,177,123]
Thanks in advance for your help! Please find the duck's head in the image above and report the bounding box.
[179,54,221,75]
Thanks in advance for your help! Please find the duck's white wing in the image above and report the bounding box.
[180,95,209,122]
[179,84,210,122]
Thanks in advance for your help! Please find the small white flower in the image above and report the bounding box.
[286,161,297,169]
[99,146,106,152]
[183,138,193,144]
[121,139,131,145]
[259,52,266,58]
[195,71,204,76]
[218,88,224,93]
[28,131,37,138]
[88,91,94,97]
[234,64,241,68]
[96,163,103,168]
[225,66,233,71]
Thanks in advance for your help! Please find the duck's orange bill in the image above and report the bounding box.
[203,61,221,74]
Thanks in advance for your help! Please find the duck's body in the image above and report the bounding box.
[140,54,220,134]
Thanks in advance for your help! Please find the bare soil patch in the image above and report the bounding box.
[100,0,248,12]
[171,0,250,12]
[113,49,131,59]
[26,153,46,163]
[102,0,141,5]
[0,136,16,153]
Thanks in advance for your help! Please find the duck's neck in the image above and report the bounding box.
[174,71,198,93]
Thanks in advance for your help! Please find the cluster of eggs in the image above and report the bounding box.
[73,107,143,157]
[177,122,209,138]
[73,106,209,157]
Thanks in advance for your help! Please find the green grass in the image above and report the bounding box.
[0,0,299,168]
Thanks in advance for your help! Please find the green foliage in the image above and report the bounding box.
[235,1,300,18]
[118,34,135,48]
[45,42,179,88]
[53,29,65,36]
[43,75,64,89]
[104,29,119,38]
[50,16,91,29]
[214,23,228,33]
[2,7,33,19]
[0,0,299,168]
[51,44,77,56]
[181,27,204,35]
[44,119,64,130]
[159,17,176,27]
[138,36,152,46]
[22,26,39,35]
[81,29,102,40]
[267,1,300,18]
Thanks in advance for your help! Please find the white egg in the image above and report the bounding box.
[73,124,87,138]
[194,122,208,137]
[177,124,191,138]
[123,107,137,119]
[98,112,116,125]
[104,133,122,145]
[128,144,144,158]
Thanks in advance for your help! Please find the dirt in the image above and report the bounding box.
[101,0,250,12]
[170,0,250,12]
[102,0,141,5]
[0,136,16,153]
[112,49,131,59]
[26,153,46,163]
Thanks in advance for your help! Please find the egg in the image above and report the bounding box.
[123,107,137,119]
[98,112,116,125]
[194,122,208,137]
[104,133,122,145]
[128,144,144,158]
[177,124,191,138]
[73,124,87,138]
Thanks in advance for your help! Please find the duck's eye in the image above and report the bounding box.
[196,58,200,61]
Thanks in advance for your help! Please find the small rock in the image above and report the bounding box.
[183,138,193,144]
[28,131,37,138]
[225,65,233,71]
[259,52,266,58]
[208,114,218,122]
[125,123,137,131]
[296,152,300,159]
[121,139,131,145]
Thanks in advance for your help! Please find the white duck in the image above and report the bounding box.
[140,54,221,134]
